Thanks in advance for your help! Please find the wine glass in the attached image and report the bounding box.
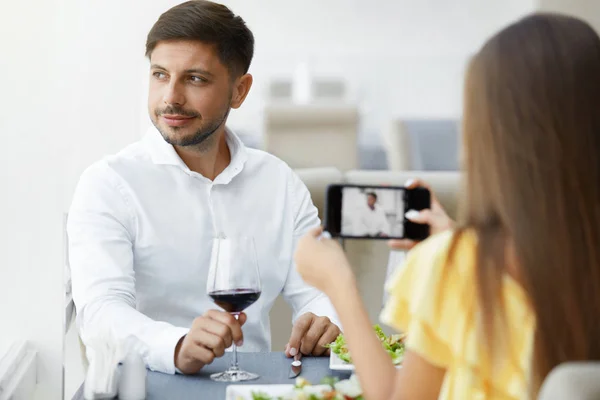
[207,235,262,382]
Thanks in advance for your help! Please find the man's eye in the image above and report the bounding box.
[152,71,167,79]
[190,76,207,83]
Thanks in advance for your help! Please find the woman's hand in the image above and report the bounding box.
[388,179,454,251]
[294,226,355,295]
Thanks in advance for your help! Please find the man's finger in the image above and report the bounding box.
[314,324,341,356]
[182,342,216,366]
[300,317,329,355]
[237,312,247,326]
[194,330,227,357]
[205,310,244,346]
[286,313,313,357]
[196,317,234,349]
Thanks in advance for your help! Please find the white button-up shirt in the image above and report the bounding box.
[68,127,340,374]
[356,204,391,236]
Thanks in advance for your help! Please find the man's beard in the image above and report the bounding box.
[153,104,230,148]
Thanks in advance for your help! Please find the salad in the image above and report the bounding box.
[326,325,405,365]
[250,375,363,400]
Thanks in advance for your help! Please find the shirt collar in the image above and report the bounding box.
[143,125,248,183]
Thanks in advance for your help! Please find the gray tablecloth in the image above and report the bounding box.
[73,352,351,400]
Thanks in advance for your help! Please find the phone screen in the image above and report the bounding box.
[341,186,404,238]
[325,184,430,240]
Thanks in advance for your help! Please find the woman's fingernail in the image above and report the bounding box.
[236,340,244,347]
[404,179,415,187]
[318,231,332,240]
[290,347,298,356]
[405,210,420,220]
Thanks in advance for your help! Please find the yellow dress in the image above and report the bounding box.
[380,231,535,400]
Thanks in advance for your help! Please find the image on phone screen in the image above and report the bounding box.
[340,187,404,238]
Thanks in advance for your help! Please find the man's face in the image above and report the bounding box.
[148,40,233,147]
[367,194,376,208]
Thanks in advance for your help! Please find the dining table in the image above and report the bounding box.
[72,351,352,399]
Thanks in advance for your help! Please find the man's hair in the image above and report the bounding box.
[366,192,377,200]
[145,0,254,78]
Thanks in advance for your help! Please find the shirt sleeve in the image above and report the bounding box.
[379,231,461,368]
[68,161,188,374]
[281,170,342,329]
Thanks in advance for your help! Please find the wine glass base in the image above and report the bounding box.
[210,369,259,382]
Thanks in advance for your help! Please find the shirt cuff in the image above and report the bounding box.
[146,326,189,374]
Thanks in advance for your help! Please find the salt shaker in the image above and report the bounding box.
[117,351,146,400]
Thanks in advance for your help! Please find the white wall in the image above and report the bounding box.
[0,1,70,398]
[108,0,539,148]
[219,0,537,142]
[537,0,600,31]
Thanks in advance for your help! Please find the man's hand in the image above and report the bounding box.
[174,310,247,374]
[285,312,341,357]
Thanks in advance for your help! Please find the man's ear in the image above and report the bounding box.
[230,73,253,109]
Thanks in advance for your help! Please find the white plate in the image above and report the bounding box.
[329,350,355,371]
[225,384,332,400]
[329,351,403,371]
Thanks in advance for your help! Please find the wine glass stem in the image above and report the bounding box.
[230,313,240,371]
[231,343,238,370]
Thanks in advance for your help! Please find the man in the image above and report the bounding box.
[356,192,390,237]
[68,0,341,375]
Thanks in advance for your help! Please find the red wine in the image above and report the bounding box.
[209,289,262,313]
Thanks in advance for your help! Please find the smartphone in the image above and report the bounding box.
[324,184,431,240]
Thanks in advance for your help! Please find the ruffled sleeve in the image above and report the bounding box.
[380,230,477,368]
[379,230,533,400]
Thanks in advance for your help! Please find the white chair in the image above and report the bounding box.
[539,362,600,399]
[64,213,74,334]
[293,167,344,219]
[263,104,359,171]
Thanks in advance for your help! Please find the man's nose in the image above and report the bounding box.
[163,81,185,106]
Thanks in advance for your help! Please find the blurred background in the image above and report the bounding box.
[1,0,598,398]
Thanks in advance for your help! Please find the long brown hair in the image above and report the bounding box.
[456,13,600,395]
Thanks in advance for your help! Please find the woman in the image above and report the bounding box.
[295,13,600,400]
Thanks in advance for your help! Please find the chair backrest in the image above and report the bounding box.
[293,167,344,221]
[382,120,413,171]
[404,119,461,171]
[64,212,74,334]
[538,362,600,400]
[263,104,359,171]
